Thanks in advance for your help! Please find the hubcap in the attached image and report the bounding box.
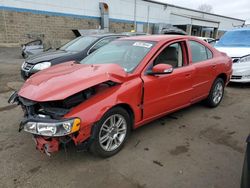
[99,114,127,152]
[212,82,223,104]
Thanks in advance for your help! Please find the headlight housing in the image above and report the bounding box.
[32,62,51,71]
[21,61,26,69]
[24,118,81,137]
[238,55,250,64]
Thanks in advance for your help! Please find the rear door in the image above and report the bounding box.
[141,40,195,120]
[188,40,216,102]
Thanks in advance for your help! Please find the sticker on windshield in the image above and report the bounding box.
[133,42,152,48]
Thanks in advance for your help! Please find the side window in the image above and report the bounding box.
[89,37,116,54]
[153,42,184,68]
[189,41,213,63]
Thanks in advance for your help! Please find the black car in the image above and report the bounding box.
[161,27,187,35]
[21,34,126,79]
[121,32,149,36]
[241,135,250,188]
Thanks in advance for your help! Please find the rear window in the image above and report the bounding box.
[189,41,213,63]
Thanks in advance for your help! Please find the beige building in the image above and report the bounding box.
[0,0,245,47]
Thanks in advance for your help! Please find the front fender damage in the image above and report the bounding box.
[9,80,119,156]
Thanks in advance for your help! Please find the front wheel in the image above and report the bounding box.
[205,78,225,108]
[90,107,131,157]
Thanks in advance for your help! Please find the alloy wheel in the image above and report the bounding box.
[212,82,223,104]
[98,114,127,152]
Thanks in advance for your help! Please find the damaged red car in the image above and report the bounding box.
[9,35,232,157]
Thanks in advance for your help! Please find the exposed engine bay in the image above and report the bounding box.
[8,81,116,155]
[20,87,95,119]
[11,81,116,120]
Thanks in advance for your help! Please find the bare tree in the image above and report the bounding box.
[198,4,213,13]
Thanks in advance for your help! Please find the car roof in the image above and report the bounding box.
[119,34,197,42]
[197,37,214,42]
[230,28,250,32]
[121,32,149,35]
[88,33,127,38]
[197,37,214,39]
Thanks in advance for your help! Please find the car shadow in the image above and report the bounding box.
[46,82,246,161]
[47,101,209,161]
[227,82,250,88]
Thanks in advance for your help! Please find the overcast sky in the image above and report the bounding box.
[155,0,250,24]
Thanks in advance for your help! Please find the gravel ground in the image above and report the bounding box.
[0,47,249,188]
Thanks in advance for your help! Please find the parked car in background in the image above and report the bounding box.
[241,135,250,188]
[21,39,44,58]
[208,39,219,47]
[215,28,250,83]
[161,27,187,35]
[121,31,149,36]
[10,35,232,157]
[197,37,215,43]
[21,34,126,79]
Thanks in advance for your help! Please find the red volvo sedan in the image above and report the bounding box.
[9,35,232,157]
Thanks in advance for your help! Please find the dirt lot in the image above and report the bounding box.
[0,47,249,188]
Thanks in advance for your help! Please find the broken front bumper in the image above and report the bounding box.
[33,134,92,156]
[8,91,92,156]
[34,136,60,156]
[23,117,91,156]
[20,116,83,155]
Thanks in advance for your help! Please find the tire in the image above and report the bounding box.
[205,78,225,108]
[90,107,131,158]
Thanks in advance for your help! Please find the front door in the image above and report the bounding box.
[141,41,195,120]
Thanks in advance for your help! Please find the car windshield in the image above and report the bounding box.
[60,36,97,52]
[80,40,155,72]
[215,30,250,47]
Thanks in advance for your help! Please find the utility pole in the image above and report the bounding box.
[134,0,137,31]
[147,5,150,33]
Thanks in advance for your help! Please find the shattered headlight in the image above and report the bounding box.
[24,118,81,137]
[32,62,51,71]
[238,55,250,64]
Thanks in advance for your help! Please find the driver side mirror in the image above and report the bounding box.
[147,64,173,75]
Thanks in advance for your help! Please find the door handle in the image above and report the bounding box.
[185,73,191,77]
[212,65,216,69]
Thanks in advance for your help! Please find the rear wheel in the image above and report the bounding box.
[205,78,225,107]
[90,107,131,157]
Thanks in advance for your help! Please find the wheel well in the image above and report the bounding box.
[217,73,227,83]
[114,103,135,129]
[89,103,135,144]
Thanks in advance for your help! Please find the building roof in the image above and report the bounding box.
[143,0,245,23]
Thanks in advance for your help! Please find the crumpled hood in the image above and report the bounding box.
[215,47,250,58]
[18,62,127,101]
